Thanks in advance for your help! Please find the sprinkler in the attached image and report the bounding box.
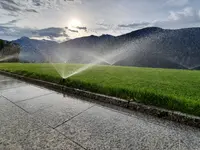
[61,78,66,92]
[60,78,65,84]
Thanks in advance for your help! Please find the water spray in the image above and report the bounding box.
[34,31,165,81]
[0,54,18,62]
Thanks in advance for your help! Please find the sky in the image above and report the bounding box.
[0,0,200,42]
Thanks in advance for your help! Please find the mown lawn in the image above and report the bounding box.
[0,63,200,117]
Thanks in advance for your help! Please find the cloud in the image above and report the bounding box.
[168,7,200,22]
[30,0,76,8]
[1,0,18,6]
[32,0,42,6]
[96,23,108,27]
[95,22,117,32]
[0,26,69,41]
[0,26,31,38]
[0,0,38,15]
[32,27,69,39]
[116,7,200,30]
[76,26,87,31]
[166,0,189,6]
[154,7,200,27]
[96,22,114,28]
[25,9,38,13]
[7,19,19,24]
[65,26,86,32]
[0,19,19,26]
[118,22,150,28]
[68,29,79,33]
[0,1,21,12]
[0,0,78,18]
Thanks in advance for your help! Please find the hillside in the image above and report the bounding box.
[13,27,200,69]
[13,37,58,62]
[60,27,200,69]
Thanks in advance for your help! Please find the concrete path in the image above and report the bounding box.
[0,75,199,150]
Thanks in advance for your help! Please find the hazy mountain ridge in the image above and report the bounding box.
[13,27,200,69]
[60,27,200,69]
[13,37,58,62]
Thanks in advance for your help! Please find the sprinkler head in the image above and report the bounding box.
[61,78,66,92]
[60,78,65,84]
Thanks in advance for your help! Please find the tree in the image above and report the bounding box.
[0,40,4,49]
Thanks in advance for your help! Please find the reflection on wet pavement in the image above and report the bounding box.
[0,75,199,150]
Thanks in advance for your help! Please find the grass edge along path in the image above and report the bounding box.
[0,63,200,117]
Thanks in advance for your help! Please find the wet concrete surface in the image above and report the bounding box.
[0,75,199,150]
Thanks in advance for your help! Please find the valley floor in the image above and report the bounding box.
[0,63,200,117]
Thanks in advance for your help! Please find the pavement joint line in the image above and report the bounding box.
[1,84,91,150]
[0,76,175,130]
[53,128,88,150]
[0,95,87,150]
[20,105,89,150]
[15,92,55,104]
[29,110,89,150]
[32,121,88,150]
[53,105,95,129]
[0,89,184,142]
[2,72,200,129]
[1,74,200,149]
[2,95,30,114]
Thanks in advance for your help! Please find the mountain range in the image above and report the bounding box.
[12,27,200,69]
[13,37,58,62]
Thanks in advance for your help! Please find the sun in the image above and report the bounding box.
[68,19,82,28]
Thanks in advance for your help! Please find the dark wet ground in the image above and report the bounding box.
[0,75,199,150]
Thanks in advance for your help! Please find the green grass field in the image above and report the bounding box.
[0,63,200,117]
